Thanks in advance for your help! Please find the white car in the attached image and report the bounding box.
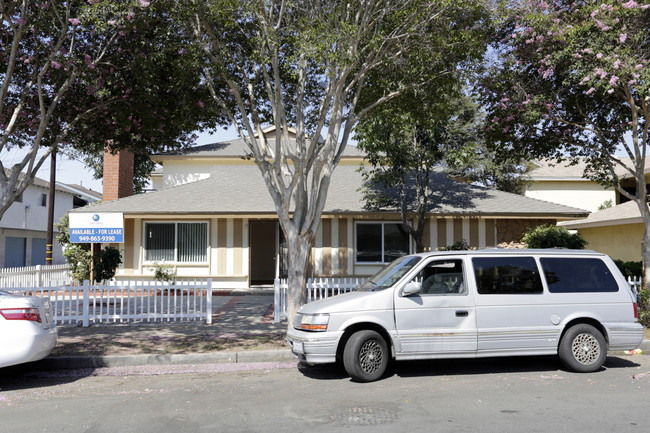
[0,290,58,368]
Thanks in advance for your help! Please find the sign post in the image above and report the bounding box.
[69,213,125,244]
[69,213,124,283]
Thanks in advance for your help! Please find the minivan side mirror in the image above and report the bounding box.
[402,281,421,296]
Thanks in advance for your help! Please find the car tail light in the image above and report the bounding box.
[633,302,639,319]
[0,308,42,322]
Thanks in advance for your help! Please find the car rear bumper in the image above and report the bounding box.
[0,325,58,368]
[606,323,644,351]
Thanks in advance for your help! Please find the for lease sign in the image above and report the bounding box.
[69,213,124,243]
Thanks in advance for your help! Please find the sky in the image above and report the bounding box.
[0,126,239,194]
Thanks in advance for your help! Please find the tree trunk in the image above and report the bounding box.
[285,231,314,329]
[632,195,650,291]
[629,163,650,291]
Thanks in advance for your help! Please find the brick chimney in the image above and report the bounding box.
[103,148,134,201]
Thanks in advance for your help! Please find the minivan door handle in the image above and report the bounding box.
[456,310,469,317]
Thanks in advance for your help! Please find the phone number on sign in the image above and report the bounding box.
[75,236,117,243]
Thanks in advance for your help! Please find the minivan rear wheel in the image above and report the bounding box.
[343,330,388,382]
[558,324,607,372]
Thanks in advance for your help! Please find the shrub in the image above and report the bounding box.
[612,260,643,279]
[438,239,471,251]
[149,262,176,283]
[93,247,123,282]
[521,225,587,249]
[62,244,92,283]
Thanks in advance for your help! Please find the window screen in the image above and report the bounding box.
[473,257,543,295]
[541,258,618,293]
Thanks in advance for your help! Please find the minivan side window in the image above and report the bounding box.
[411,259,465,295]
[540,258,618,293]
[472,257,543,295]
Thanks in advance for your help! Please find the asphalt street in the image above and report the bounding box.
[1,354,649,433]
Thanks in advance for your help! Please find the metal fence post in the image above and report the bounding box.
[206,278,213,325]
[82,280,90,327]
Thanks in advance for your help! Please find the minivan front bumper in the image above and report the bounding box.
[286,327,344,364]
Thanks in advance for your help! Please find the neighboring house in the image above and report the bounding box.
[0,174,100,268]
[522,159,616,213]
[559,201,643,262]
[59,182,102,208]
[525,158,650,262]
[70,128,588,289]
[522,158,650,212]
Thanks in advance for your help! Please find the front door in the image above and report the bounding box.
[249,221,278,285]
[394,257,477,355]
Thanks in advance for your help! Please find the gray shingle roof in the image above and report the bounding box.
[152,137,366,161]
[559,200,641,228]
[72,163,589,218]
[525,157,650,180]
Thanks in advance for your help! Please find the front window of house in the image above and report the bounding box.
[355,222,410,264]
[144,222,208,263]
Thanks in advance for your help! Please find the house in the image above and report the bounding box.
[69,129,589,289]
[523,158,650,212]
[559,201,644,262]
[524,158,650,262]
[522,159,616,212]
[0,174,100,268]
[59,182,102,209]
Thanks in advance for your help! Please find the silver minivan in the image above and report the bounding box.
[286,249,644,382]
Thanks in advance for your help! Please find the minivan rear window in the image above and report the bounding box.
[540,258,618,293]
[472,257,543,295]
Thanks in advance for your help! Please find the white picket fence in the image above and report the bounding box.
[0,264,71,288]
[5,279,213,327]
[273,277,364,322]
[627,276,643,296]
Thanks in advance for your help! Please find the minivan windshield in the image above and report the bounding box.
[358,256,422,291]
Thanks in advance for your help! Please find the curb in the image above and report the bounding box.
[33,340,650,371]
[36,349,297,370]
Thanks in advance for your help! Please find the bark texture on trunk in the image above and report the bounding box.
[285,234,314,329]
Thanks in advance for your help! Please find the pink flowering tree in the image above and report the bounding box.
[0,0,208,219]
[483,0,650,278]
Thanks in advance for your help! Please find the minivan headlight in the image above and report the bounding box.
[294,313,330,331]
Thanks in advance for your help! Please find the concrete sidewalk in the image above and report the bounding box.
[36,294,297,370]
[34,293,650,370]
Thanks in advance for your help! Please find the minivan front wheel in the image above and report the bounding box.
[559,324,607,372]
[343,330,388,382]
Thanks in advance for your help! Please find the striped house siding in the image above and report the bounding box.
[314,217,352,276]
[311,217,500,278]
[214,218,248,276]
[495,218,555,244]
[428,218,496,251]
[125,216,545,281]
